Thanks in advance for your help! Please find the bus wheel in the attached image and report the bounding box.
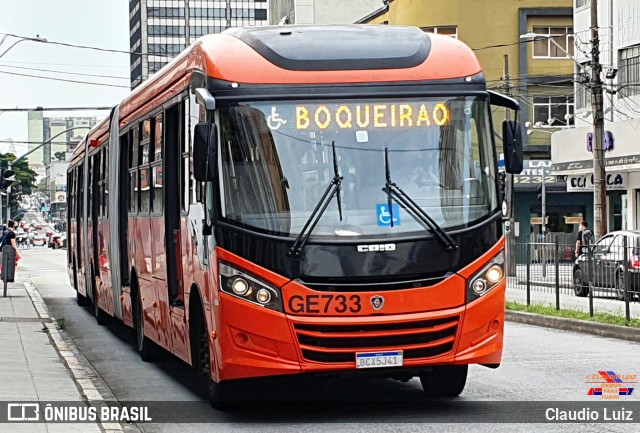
[135,290,155,362]
[419,365,467,397]
[193,309,231,409]
[76,291,90,307]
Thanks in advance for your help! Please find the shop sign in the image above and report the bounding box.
[530,217,549,225]
[587,131,614,152]
[564,216,583,224]
[514,160,565,188]
[567,173,627,192]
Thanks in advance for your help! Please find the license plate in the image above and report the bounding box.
[355,351,403,369]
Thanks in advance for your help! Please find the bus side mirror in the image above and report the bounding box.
[193,123,217,182]
[502,120,523,174]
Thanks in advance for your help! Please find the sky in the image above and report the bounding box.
[0,0,131,155]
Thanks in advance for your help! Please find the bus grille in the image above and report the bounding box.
[294,316,458,364]
[298,275,447,292]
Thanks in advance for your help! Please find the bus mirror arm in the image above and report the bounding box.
[195,88,216,111]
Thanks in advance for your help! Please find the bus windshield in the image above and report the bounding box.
[217,96,497,239]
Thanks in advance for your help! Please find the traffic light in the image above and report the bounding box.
[537,184,542,202]
[0,169,15,190]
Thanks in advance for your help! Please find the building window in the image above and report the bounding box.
[619,45,640,99]
[421,26,458,39]
[533,96,574,126]
[576,0,590,9]
[575,63,590,109]
[255,9,267,20]
[532,27,574,58]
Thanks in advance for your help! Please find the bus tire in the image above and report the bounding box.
[191,295,231,409]
[419,365,467,397]
[76,291,90,307]
[133,280,155,362]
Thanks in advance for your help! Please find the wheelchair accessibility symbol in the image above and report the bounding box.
[267,106,287,130]
[376,203,401,227]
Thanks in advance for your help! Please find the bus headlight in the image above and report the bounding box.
[231,278,250,296]
[219,263,283,312]
[467,252,505,302]
[485,265,503,284]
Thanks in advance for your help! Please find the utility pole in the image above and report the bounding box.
[591,0,607,238]
[503,54,516,276]
[541,174,546,237]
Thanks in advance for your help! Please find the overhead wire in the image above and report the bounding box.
[0,32,148,56]
[0,70,129,88]
[0,64,130,80]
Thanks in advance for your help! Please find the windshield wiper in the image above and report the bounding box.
[382,148,458,250]
[288,141,343,258]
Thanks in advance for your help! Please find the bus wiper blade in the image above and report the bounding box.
[288,141,343,259]
[382,148,458,250]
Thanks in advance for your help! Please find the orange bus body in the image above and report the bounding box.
[67,25,507,399]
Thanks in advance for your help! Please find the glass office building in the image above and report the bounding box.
[129,0,269,88]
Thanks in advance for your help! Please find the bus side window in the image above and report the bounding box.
[152,113,163,214]
[140,119,152,214]
[129,126,140,214]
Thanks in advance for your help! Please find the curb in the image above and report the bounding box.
[24,281,126,433]
[506,310,640,342]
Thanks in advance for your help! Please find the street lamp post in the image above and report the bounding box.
[4,126,90,224]
[0,35,47,59]
[520,26,607,238]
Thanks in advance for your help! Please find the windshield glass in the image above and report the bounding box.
[218,96,497,238]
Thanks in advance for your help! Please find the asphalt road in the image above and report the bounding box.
[16,247,640,432]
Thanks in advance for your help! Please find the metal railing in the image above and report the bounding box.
[506,233,640,322]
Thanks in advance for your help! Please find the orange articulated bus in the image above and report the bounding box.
[67,25,523,407]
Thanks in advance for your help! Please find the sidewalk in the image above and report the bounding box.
[506,285,640,318]
[0,280,104,432]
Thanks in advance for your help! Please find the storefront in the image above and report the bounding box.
[552,120,640,232]
[513,160,592,243]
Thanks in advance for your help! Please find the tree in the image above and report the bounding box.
[35,178,47,193]
[54,151,66,161]
[0,153,38,217]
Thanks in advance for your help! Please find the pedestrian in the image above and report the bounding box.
[575,221,593,258]
[1,220,22,260]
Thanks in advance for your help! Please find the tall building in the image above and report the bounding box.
[26,113,96,177]
[269,0,376,25]
[129,0,270,88]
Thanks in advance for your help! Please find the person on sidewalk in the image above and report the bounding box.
[575,221,593,258]
[1,220,22,262]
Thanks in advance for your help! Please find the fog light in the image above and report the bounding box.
[485,265,503,284]
[256,288,271,304]
[472,279,487,294]
[231,278,250,296]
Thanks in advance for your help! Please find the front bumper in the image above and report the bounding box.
[215,278,505,382]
